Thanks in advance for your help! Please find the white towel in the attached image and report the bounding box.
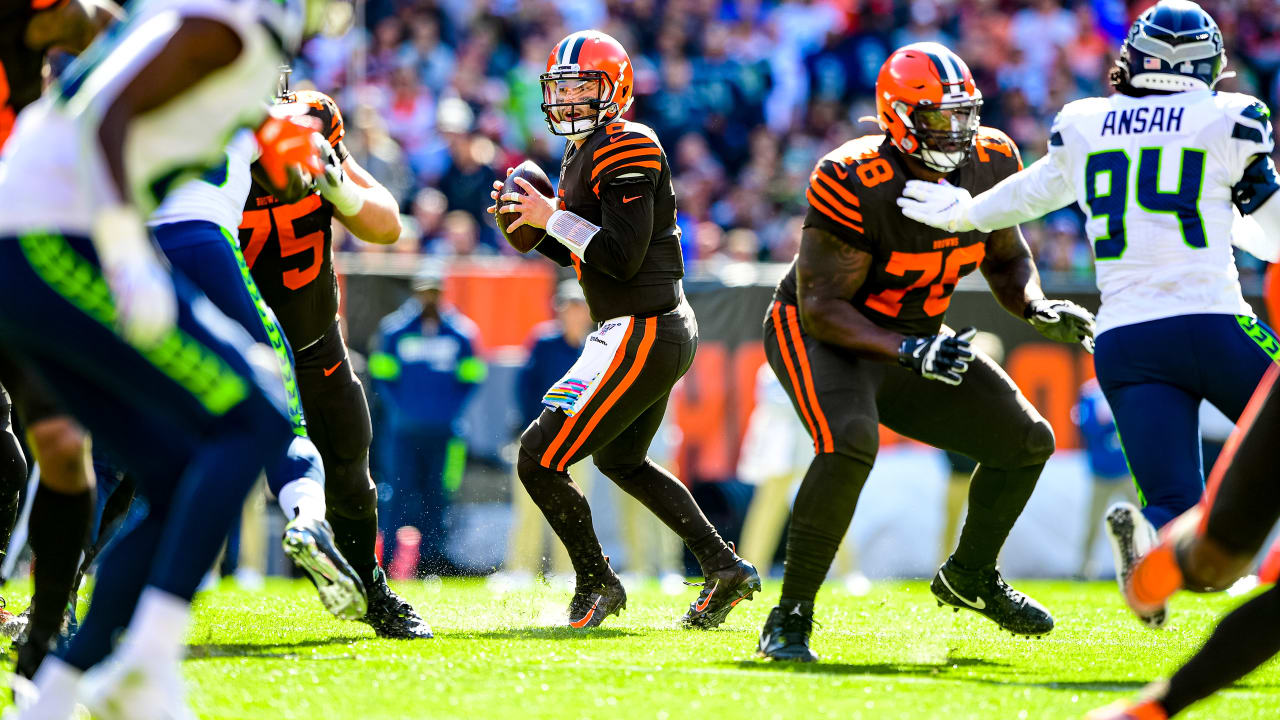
[542,316,633,417]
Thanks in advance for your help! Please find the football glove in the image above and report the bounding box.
[898,327,978,386]
[312,132,365,216]
[1026,298,1096,353]
[897,179,979,232]
[93,206,177,349]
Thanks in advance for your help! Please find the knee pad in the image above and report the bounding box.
[829,415,879,466]
[1023,418,1056,465]
[518,416,554,468]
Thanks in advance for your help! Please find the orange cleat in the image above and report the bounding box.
[1085,699,1168,720]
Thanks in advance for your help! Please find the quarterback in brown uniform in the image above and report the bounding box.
[757,43,1096,661]
[238,83,432,639]
[491,30,760,629]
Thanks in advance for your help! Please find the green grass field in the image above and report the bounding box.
[7,578,1280,719]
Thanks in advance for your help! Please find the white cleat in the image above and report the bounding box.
[80,655,195,720]
[4,657,87,720]
[1105,502,1165,628]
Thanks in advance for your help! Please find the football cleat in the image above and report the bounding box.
[567,571,627,629]
[1106,502,1166,628]
[931,559,1054,636]
[757,601,818,662]
[681,557,762,629]
[1084,699,1168,720]
[282,516,368,621]
[359,567,433,639]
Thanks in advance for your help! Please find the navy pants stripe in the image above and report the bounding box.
[1095,313,1278,528]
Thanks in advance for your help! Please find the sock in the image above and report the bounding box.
[779,453,872,604]
[24,657,83,717]
[1129,541,1183,612]
[516,447,609,580]
[119,587,190,663]
[28,486,92,643]
[1159,584,1280,716]
[0,425,27,565]
[604,459,735,573]
[951,463,1043,570]
[278,478,327,522]
[328,510,380,587]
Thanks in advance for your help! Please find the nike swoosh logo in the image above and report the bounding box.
[694,581,719,613]
[323,361,343,377]
[622,195,641,204]
[608,135,626,143]
[569,595,602,628]
[937,570,986,610]
[833,165,849,180]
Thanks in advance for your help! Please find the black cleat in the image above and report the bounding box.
[359,567,433,639]
[14,628,55,681]
[283,516,368,621]
[568,571,627,629]
[681,557,762,629]
[758,601,818,662]
[931,559,1054,636]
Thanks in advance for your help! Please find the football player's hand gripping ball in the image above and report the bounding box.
[897,179,978,232]
[1026,299,1096,353]
[497,176,557,233]
[898,327,978,386]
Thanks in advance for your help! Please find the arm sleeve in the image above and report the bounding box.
[579,178,656,280]
[967,153,1077,232]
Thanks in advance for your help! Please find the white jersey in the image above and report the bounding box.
[0,0,291,237]
[968,90,1274,334]
[149,129,257,231]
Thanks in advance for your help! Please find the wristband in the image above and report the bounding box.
[546,209,600,259]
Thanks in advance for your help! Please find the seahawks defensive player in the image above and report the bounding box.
[0,0,319,715]
[898,0,1280,628]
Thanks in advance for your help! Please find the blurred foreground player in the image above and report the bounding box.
[238,83,431,638]
[0,0,316,715]
[0,0,122,647]
[757,43,1094,662]
[492,30,759,629]
[1088,365,1280,719]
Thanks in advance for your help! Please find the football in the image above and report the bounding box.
[496,160,554,254]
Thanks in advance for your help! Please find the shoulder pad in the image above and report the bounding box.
[975,126,1022,171]
[294,90,345,148]
[806,155,867,234]
[590,123,663,195]
[1217,92,1274,150]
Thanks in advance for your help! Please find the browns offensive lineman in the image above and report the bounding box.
[756,43,1095,661]
[491,30,759,629]
[238,84,432,638]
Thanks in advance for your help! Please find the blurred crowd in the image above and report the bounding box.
[298,0,1280,281]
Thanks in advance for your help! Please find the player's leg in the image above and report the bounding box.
[757,302,879,661]
[0,383,26,583]
[879,348,1056,636]
[0,233,294,715]
[157,222,363,619]
[1095,320,1205,529]
[590,388,759,629]
[1198,315,1278,422]
[295,321,431,638]
[1092,367,1280,720]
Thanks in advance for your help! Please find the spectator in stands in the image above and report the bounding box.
[369,265,486,576]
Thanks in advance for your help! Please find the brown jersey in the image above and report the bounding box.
[554,119,684,322]
[239,90,349,350]
[775,128,1024,336]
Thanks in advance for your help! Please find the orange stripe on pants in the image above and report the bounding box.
[784,304,834,453]
[771,302,820,453]
[540,319,637,469]
[557,317,658,471]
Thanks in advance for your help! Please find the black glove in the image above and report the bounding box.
[898,327,978,386]
[1025,299,1096,353]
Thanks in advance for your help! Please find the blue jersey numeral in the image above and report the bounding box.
[1084,147,1207,260]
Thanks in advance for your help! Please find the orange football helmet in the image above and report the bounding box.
[875,42,983,172]
[541,31,635,140]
